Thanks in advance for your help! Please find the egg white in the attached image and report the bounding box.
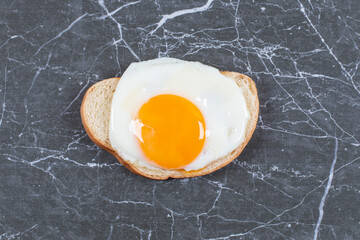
[109,58,250,171]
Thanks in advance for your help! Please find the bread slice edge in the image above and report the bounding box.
[80,71,259,180]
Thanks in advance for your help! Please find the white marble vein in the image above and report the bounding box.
[313,138,338,240]
[150,0,214,34]
[298,0,360,95]
[33,13,88,56]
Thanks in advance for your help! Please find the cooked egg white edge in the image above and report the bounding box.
[109,57,250,171]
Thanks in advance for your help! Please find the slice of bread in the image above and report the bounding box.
[81,71,259,180]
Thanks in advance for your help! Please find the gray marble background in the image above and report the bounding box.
[1,0,360,239]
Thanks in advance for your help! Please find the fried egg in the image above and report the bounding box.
[109,58,249,171]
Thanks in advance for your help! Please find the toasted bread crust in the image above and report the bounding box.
[81,72,259,180]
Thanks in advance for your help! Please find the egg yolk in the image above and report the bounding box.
[134,94,206,169]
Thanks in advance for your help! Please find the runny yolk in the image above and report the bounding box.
[134,94,206,169]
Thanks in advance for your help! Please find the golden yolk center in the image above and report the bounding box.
[134,94,206,169]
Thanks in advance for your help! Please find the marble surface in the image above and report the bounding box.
[1,0,360,239]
